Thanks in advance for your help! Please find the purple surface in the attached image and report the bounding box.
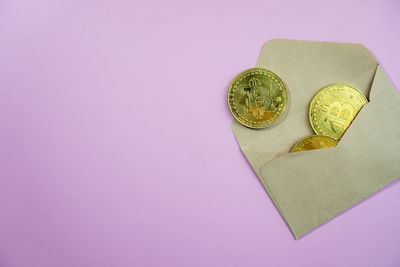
[1,0,400,266]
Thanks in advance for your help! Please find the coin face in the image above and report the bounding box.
[291,135,338,152]
[228,68,288,129]
[309,84,368,140]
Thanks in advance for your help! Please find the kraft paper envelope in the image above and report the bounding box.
[231,39,400,239]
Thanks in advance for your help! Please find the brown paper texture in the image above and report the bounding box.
[231,39,400,239]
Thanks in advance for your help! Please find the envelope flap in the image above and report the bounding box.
[369,65,399,99]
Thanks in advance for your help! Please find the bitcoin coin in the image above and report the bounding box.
[309,84,367,140]
[291,135,338,152]
[228,68,288,129]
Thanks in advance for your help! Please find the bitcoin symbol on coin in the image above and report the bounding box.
[309,84,367,140]
[228,68,288,129]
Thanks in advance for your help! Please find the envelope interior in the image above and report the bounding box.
[232,39,378,172]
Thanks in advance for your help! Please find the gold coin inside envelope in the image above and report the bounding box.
[232,39,400,239]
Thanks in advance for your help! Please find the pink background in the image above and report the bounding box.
[1,0,399,266]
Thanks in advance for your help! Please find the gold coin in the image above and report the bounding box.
[309,84,368,140]
[291,135,338,152]
[228,68,288,129]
